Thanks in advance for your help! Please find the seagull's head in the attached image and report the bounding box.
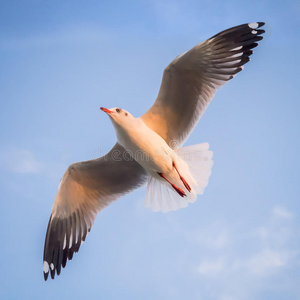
[100,107,135,128]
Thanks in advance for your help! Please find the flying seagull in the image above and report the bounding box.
[43,22,265,280]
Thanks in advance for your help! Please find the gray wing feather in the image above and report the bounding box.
[43,143,148,280]
[141,22,265,147]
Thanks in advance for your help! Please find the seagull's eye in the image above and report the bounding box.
[116,108,121,113]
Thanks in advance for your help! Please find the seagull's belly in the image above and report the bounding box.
[117,125,174,174]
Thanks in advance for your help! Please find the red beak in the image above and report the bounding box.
[100,107,113,114]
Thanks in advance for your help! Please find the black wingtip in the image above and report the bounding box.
[43,208,93,281]
[44,271,49,281]
[202,22,265,84]
[257,22,265,27]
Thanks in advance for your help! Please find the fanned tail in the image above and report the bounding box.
[144,143,213,213]
[176,143,213,195]
[145,176,190,213]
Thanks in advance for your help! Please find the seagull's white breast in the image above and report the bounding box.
[115,119,174,175]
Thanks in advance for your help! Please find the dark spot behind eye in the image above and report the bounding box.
[125,112,128,116]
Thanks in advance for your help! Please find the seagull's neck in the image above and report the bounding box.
[113,117,165,156]
[113,117,144,147]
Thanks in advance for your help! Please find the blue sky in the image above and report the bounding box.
[0,0,299,299]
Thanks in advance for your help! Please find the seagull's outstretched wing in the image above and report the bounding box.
[141,22,265,147]
[43,143,148,280]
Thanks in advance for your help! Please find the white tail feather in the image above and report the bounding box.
[176,143,213,195]
[144,143,213,213]
[145,176,189,213]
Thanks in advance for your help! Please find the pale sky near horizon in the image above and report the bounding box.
[0,1,299,299]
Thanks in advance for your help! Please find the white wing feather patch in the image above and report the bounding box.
[248,22,259,29]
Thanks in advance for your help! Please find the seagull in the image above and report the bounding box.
[43,22,265,280]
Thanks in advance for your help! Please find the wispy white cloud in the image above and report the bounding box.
[0,146,68,199]
[247,249,288,274]
[0,148,41,174]
[0,146,66,180]
[243,205,296,276]
[169,218,230,250]
[197,256,225,276]
[190,206,299,299]
[272,205,293,219]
